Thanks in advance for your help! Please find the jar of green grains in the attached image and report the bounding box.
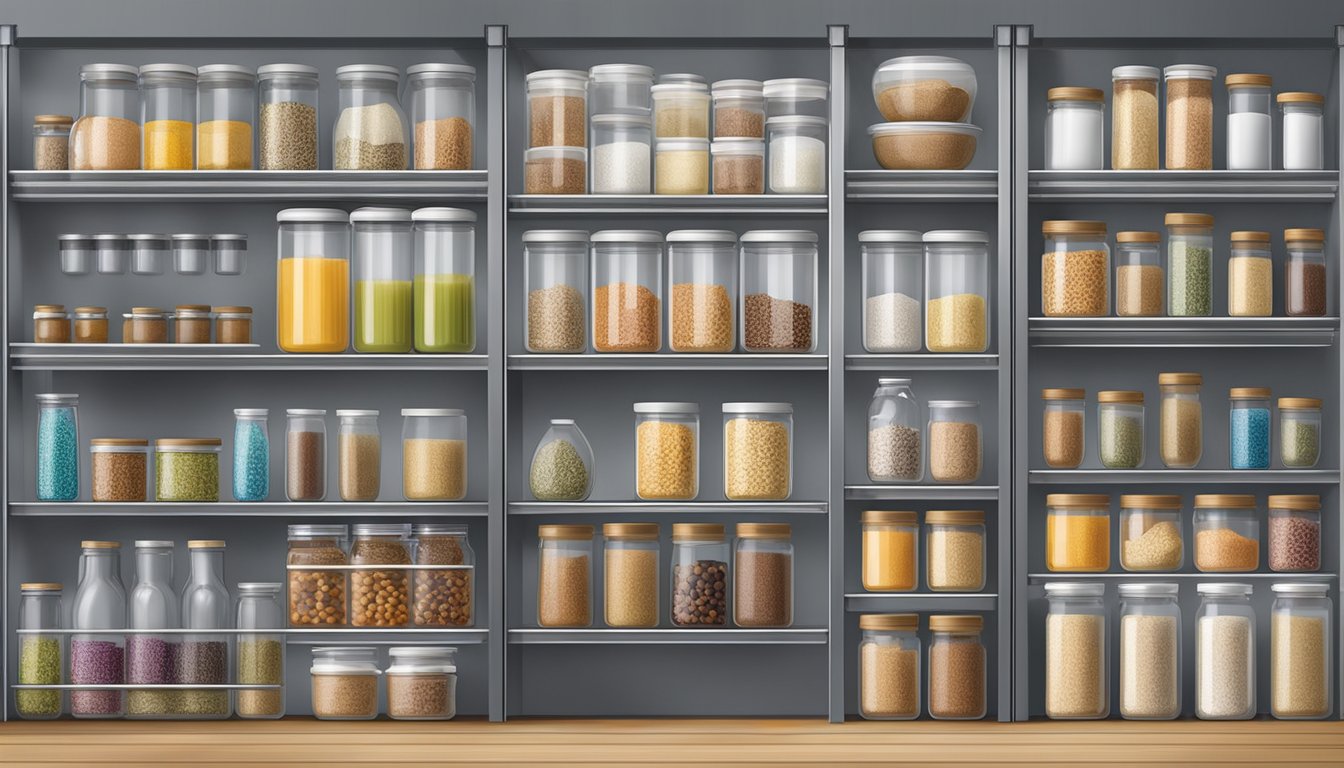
[1278,397,1322,468]
[17,582,64,720]
[529,418,595,501]
[412,207,477,353]
[1098,390,1145,469]
[155,438,222,501]
[1165,212,1214,317]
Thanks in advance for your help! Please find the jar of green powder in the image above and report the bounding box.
[1165,212,1214,317]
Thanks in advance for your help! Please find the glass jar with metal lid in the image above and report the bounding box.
[1193,494,1259,572]
[1046,494,1111,572]
[36,393,80,501]
[1044,581,1108,719]
[1228,231,1272,317]
[925,510,986,591]
[763,77,829,119]
[862,510,918,592]
[1114,231,1163,316]
[1164,64,1216,170]
[1284,228,1327,317]
[33,114,72,170]
[285,408,327,502]
[1195,582,1256,720]
[925,230,990,353]
[1119,495,1183,571]
[1270,582,1332,719]
[1279,396,1322,468]
[667,229,738,352]
[286,524,348,627]
[128,233,169,275]
[671,523,729,626]
[712,79,765,138]
[740,230,818,352]
[861,230,924,353]
[591,114,653,194]
[1279,92,1325,170]
[1097,390,1145,468]
[412,523,475,627]
[16,582,64,719]
[1041,388,1085,469]
[258,63,319,170]
[350,206,414,354]
[1267,494,1322,573]
[235,582,285,719]
[413,207,477,354]
[589,63,654,116]
[70,64,141,170]
[155,438,221,501]
[634,402,699,500]
[214,306,253,344]
[1046,87,1105,170]
[868,378,922,482]
[337,409,380,502]
[603,523,660,628]
[723,402,793,500]
[123,307,168,343]
[91,438,149,502]
[59,234,95,275]
[858,613,920,720]
[1165,213,1214,317]
[527,69,588,148]
[1228,387,1271,469]
[1042,220,1109,316]
[173,305,212,344]
[523,230,589,353]
[73,306,108,343]
[70,541,126,718]
[139,63,197,170]
[350,523,412,628]
[277,208,351,353]
[196,64,255,170]
[334,64,408,170]
[310,647,379,720]
[591,230,663,352]
[171,233,210,275]
[538,524,594,627]
[408,63,476,170]
[928,614,987,720]
[1111,66,1159,170]
[211,234,248,276]
[232,408,269,502]
[95,234,129,275]
[1117,582,1181,720]
[1225,73,1272,170]
[386,646,458,720]
[1159,372,1202,468]
[734,523,793,628]
[652,81,709,138]
[33,304,70,344]
[927,400,981,483]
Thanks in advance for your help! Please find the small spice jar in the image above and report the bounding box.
[139,63,197,170]
[1098,390,1145,469]
[33,305,70,344]
[235,582,285,719]
[286,524,348,627]
[858,613,920,720]
[154,438,221,502]
[1225,74,1272,171]
[765,115,827,194]
[527,69,588,148]
[710,138,765,195]
[408,63,476,170]
[127,233,168,275]
[90,438,149,502]
[1045,87,1105,170]
[1041,388,1085,469]
[16,582,64,720]
[1114,231,1163,316]
[861,230,924,353]
[337,409,380,502]
[1119,495,1184,572]
[211,234,248,276]
[723,402,793,501]
[1278,397,1323,468]
[94,234,129,275]
[350,523,412,627]
[1117,582,1182,721]
[633,402,699,500]
[173,305,212,344]
[1267,494,1321,573]
[924,230,990,353]
[1193,494,1260,573]
[867,378,922,482]
[927,400,981,483]
[1046,494,1111,573]
[1269,582,1332,720]
[523,229,589,353]
[1110,66,1160,170]
[603,522,660,628]
[1194,582,1256,720]
[412,523,474,627]
[1165,213,1214,317]
[655,137,710,195]
[58,234,95,275]
[196,64,256,170]
[925,510,986,592]
[712,79,766,138]
[652,82,710,138]
[286,408,327,502]
[401,408,468,501]
[734,523,793,628]
[72,306,109,343]
[123,307,168,343]
[1041,220,1109,317]
[1228,387,1272,469]
[33,114,73,170]
[590,114,652,195]
[386,647,457,721]
[1164,64,1216,170]
[257,64,320,170]
[1284,228,1327,317]
[667,229,738,353]
[538,524,594,628]
[1279,92,1326,170]
[1044,582,1109,719]
[927,614,987,720]
[671,523,729,627]
[740,230,819,352]
[310,647,379,721]
[172,234,211,275]
[1228,231,1273,317]
[1158,372,1203,468]
[862,510,918,592]
[525,145,588,194]
[214,306,253,344]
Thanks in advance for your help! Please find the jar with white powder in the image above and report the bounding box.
[861,230,924,353]
[766,116,826,194]
[333,64,409,170]
[1225,74,1272,170]
[1195,582,1256,720]
[591,114,651,194]
[1278,92,1325,170]
[1045,87,1104,170]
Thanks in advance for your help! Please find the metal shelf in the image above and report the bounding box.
[10,344,489,371]
[16,627,489,644]
[1028,317,1339,348]
[1028,469,1340,485]
[845,170,998,201]
[9,170,489,202]
[9,502,490,517]
[508,353,827,371]
[508,194,827,215]
[1027,573,1338,583]
[507,628,828,645]
[844,593,999,612]
[844,485,1000,501]
[508,501,827,515]
[1027,170,1339,201]
[844,354,998,371]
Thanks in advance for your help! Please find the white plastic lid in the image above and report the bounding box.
[1196,582,1253,596]
[722,402,793,414]
[652,82,710,95]
[198,64,256,80]
[1270,583,1330,595]
[592,113,653,128]
[1044,582,1104,597]
[407,62,476,79]
[740,230,819,244]
[550,418,576,425]
[127,233,170,241]
[763,78,829,100]
[1164,64,1217,80]
[591,230,663,244]
[659,73,706,85]
[210,234,248,242]
[766,115,827,130]
[402,408,466,417]
[58,234,94,241]
[336,409,379,417]
[524,146,587,162]
[311,646,381,675]
[656,138,709,151]
[277,208,350,224]
[289,524,347,538]
[233,408,269,417]
[412,207,477,223]
[713,78,763,91]
[139,63,197,78]
[859,230,922,243]
[710,138,765,154]
[350,207,413,223]
[875,55,975,77]
[868,121,982,137]
[353,523,411,537]
[93,234,130,241]
[877,377,912,385]
[589,63,654,80]
[1113,65,1160,80]
[80,63,138,81]
[386,646,457,674]
[258,63,319,79]
[523,230,590,244]
[924,229,990,244]
[666,230,738,244]
[633,402,699,414]
[928,399,978,408]
[287,408,327,416]
[527,69,589,89]
[336,64,400,82]
[1117,582,1179,597]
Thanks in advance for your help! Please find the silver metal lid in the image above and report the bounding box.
[1043,582,1104,597]
[1117,582,1179,597]
[590,63,654,80]
[1270,582,1330,595]
[924,229,990,244]
[139,63,198,79]
[233,408,269,417]
[666,230,738,244]
[591,230,663,244]
[402,408,466,417]
[336,409,380,417]
[1196,582,1253,596]
[740,230,819,244]
[197,64,257,80]
[134,540,175,548]
[286,408,327,416]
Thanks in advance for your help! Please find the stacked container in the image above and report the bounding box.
[590,64,654,195]
[525,70,589,194]
[868,57,978,170]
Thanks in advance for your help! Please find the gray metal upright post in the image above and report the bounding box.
[1010,23,1032,723]
[0,23,12,724]
[1336,23,1343,723]
[486,22,508,724]
[826,22,848,724]
[994,23,1016,723]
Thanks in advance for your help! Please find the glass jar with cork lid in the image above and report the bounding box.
[173,305,212,344]
[1098,390,1145,468]
[537,524,594,628]
[1279,397,1322,468]
[925,510,986,592]
[412,523,474,627]
[1193,494,1260,573]
[1041,388,1085,469]
[123,307,168,343]
[1046,493,1112,573]
[1042,220,1109,317]
[1225,74,1272,171]
[603,523,659,629]
[33,305,70,344]
[670,523,729,627]
[1228,231,1272,317]
[1228,387,1272,469]
[33,115,73,170]
[1159,372,1202,468]
[858,613,920,720]
[1285,228,1327,317]
[1119,495,1184,572]
[213,306,252,344]
[862,510,918,592]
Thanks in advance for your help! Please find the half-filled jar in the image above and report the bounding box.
[333,64,409,170]
[1119,495,1184,572]
[139,63,196,170]
[667,229,737,352]
[862,230,924,353]
[1046,494,1111,573]
[1193,494,1260,572]
[1114,231,1163,316]
[740,230,818,352]
[402,408,468,500]
[529,419,594,501]
[196,64,255,170]
[868,378,922,482]
[413,206,477,353]
[1159,372,1202,468]
[524,230,589,353]
[925,230,990,352]
[351,206,413,354]
[592,230,663,352]
[408,63,476,170]
[70,64,141,170]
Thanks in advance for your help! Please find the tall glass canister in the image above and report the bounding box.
[667,229,738,353]
[286,409,327,502]
[538,524,595,627]
[16,583,64,720]
[351,207,413,354]
[1270,582,1332,720]
[858,613,920,720]
[179,540,231,719]
[592,230,663,353]
[126,540,180,719]
[36,393,79,501]
[739,230,818,353]
[1159,372,1203,468]
[670,523,729,626]
[139,64,197,170]
[1111,66,1160,170]
[1044,582,1109,720]
[1165,212,1214,317]
[1279,92,1326,170]
[1195,582,1256,720]
[413,207,477,353]
[523,230,589,353]
[232,408,270,502]
[71,541,126,719]
[925,230,990,353]
[1114,231,1164,317]
[603,523,660,629]
[257,64,319,170]
[337,410,381,502]
[1285,228,1327,317]
[235,583,285,719]
[1164,64,1216,170]
[1225,74,1272,171]
[196,64,255,170]
[277,208,350,353]
[70,64,141,170]
[1228,231,1273,317]
[861,230,924,353]
[1118,582,1181,720]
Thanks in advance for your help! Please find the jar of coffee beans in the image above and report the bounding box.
[670,523,729,627]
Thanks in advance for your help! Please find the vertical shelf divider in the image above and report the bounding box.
[0,22,13,725]
[825,22,848,724]
[1335,23,1344,722]
[486,22,508,724]
[994,23,1017,724]
[1009,23,1032,723]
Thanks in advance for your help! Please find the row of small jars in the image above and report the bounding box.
[536,522,794,628]
[867,378,984,484]
[1042,219,1328,318]
[1043,581,1332,720]
[861,510,987,592]
[1045,493,1322,574]
[858,613,987,720]
[631,402,794,501]
[310,646,458,720]
[34,304,253,345]
[1047,67,1325,171]
[860,229,993,353]
[523,229,818,354]
[57,62,474,171]
[57,233,247,276]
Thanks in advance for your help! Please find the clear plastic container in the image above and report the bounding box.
[1279,92,1325,171]
[872,56,976,122]
[232,408,269,502]
[70,64,141,170]
[70,541,126,718]
[1267,494,1322,573]
[525,146,587,194]
[766,115,826,194]
[868,122,980,171]
[36,393,80,501]
[1195,582,1256,720]
[529,419,594,501]
[139,64,196,170]
[33,114,72,170]
[126,541,179,720]
[928,615,988,721]
[538,524,594,627]
[1270,582,1332,719]
[603,523,660,628]
[235,582,285,719]
[740,230,818,352]
[1159,372,1202,468]
[90,438,148,502]
[1225,74,1272,171]
[1046,87,1105,170]
[414,207,477,353]
[1228,387,1271,469]
[401,408,468,500]
[861,230,924,353]
[408,63,476,170]
[523,229,589,353]
[123,307,168,344]
[1114,231,1163,316]
[925,510,986,594]
[59,234,95,276]
[155,438,220,502]
[634,402,699,500]
[386,647,457,720]
[337,409,380,502]
[527,69,588,148]
[412,523,475,627]
[591,114,652,194]
[660,73,707,86]
[671,523,729,626]
[1228,231,1272,317]
[277,208,351,353]
[867,378,922,482]
[1042,220,1109,317]
[1111,66,1160,170]
[667,229,737,352]
[592,230,663,352]
[1117,582,1181,720]
[711,137,765,195]
[94,234,129,275]
[16,583,64,720]
[652,82,709,139]
[1044,582,1108,719]
[196,64,255,170]
[211,234,247,276]
[128,233,168,275]
[33,304,70,344]
[858,613,920,720]
[73,306,108,344]
[925,230,990,352]
[1285,228,1327,317]
[286,524,348,627]
[1279,397,1323,468]
[173,304,212,344]
[285,409,327,502]
[171,234,209,275]
[734,523,793,628]
[334,64,408,170]
[214,306,252,344]
[1119,495,1184,572]
[712,79,766,138]
[1046,493,1111,573]
[1041,388,1085,469]
[723,402,793,501]
[1164,65,1216,170]
[178,540,231,720]
[763,78,828,119]
[589,63,654,116]
[862,510,918,592]
[927,400,981,483]
[655,137,709,194]
[1193,494,1260,573]
[257,64,319,170]
[1098,390,1145,468]
[350,523,412,627]
[310,647,379,720]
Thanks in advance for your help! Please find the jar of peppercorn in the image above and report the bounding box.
[286,524,348,627]
[73,306,109,343]
[349,523,412,627]
[411,523,474,627]
[670,523,729,626]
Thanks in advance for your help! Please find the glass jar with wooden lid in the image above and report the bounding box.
[214,306,253,344]
[123,307,168,343]
[33,304,71,343]
[925,510,985,591]
[73,306,109,343]
[862,510,918,592]
[858,613,920,720]
[174,305,212,344]
[1041,388,1085,468]
[927,614,987,719]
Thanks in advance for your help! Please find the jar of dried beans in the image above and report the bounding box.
[1041,388,1085,469]
[286,524,348,627]
[524,229,589,353]
[537,524,594,627]
[667,229,737,353]
[350,523,412,627]
[858,613,920,720]
[592,229,663,352]
[1267,495,1321,573]
[1041,220,1109,317]
[868,378,922,482]
[740,230,818,352]
[412,523,474,627]
[734,523,793,628]
[671,523,729,626]
[928,614,987,720]
[1284,228,1327,317]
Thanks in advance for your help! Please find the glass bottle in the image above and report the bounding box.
[235,583,285,719]
[70,541,126,719]
[529,419,595,501]
[16,583,64,720]
[867,378,922,482]
[126,540,180,720]
[232,408,270,502]
[179,540,231,719]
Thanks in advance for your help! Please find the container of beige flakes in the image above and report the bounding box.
[723,403,793,501]
[592,230,663,352]
[858,613,921,720]
[1228,231,1273,317]
[1041,220,1109,317]
[1114,231,1164,316]
[1044,582,1109,719]
[925,510,986,591]
[408,63,476,170]
[310,647,379,721]
[1119,495,1184,571]
[524,229,589,352]
[386,647,457,720]
[401,408,467,501]
[1158,372,1202,468]
[70,64,141,170]
[1270,583,1332,720]
[634,402,699,500]
[537,524,594,627]
[333,65,409,170]
[655,138,710,195]
[1041,388,1085,469]
[928,400,981,484]
[668,229,738,352]
[603,523,659,628]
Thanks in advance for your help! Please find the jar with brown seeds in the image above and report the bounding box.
[287,525,348,627]
[712,80,765,138]
[412,523,475,627]
[524,146,587,194]
[928,614,987,719]
[337,410,380,502]
[671,523,729,627]
[90,438,149,502]
[310,647,379,720]
[740,230,818,352]
[213,306,252,344]
[1042,388,1086,469]
[235,583,285,720]
[350,523,412,627]
[734,523,793,628]
[526,69,588,147]
[711,138,765,195]
[285,409,327,502]
[32,304,70,344]
[386,647,458,720]
[1165,65,1216,170]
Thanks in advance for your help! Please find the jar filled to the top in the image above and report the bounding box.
[1279,92,1325,171]
[1041,220,1109,317]
[196,64,255,170]
[1165,213,1214,317]
[71,64,141,170]
[33,114,73,171]
[527,69,588,148]
[1045,87,1104,171]
[257,63,319,170]
[1111,66,1159,170]
[1285,228,1327,317]
[1164,64,1216,170]
[407,63,476,169]
[139,64,197,170]
[334,64,409,170]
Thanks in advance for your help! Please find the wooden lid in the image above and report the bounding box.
[34,115,74,125]
[21,582,63,591]
[90,438,150,446]
[924,510,983,525]
[188,539,226,548]
[1278,397,1322,409]
[1041,388,1085,400]
[736,523,791,539]
[81,540,120,549]
[1120,494,1182,509]
[1115,231,1160,243]
[1164,213,1214,227]
[1277,91,1324,105]
[861,510,917,524]
[1267,495,1320,511]
[1158,372,1201,386]
[212,305,253,313]
[928,615,983,632]
[1098,390,1144,404]
[1284,228,1325,242]
[1047,87,1104,102]
[538,524,594,540]
[1229,231,1270,243]
[1229,387,1271,399]
[672,523,725,540]
[1194,494,1256,509]
[1225,73,1272,88]
[859,613,917,631]
[1047,493,1110,507]
[602,523,658,540]
[1042,220,1106,236]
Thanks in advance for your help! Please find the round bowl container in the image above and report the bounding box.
[872,56,977,122]
[868,122,981,170]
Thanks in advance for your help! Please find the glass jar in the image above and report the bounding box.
[33,304,70,344]
[529,419,594,501]
[604,523,660,628]
[1046,494,1111,573]
[589,63,653,116]
[928,400,981,484]
[1229,387,1271,469]
[633,402,699,500]
[667,229,738,352]
[1044,582,1108,719]
[862,510,918,592]
[1285,228,1327,317]
[1117,582,1181,720]
[155,438,221,502]
[175,540,231,720]
[1114,231,1163,316]
[710,137,765,195]
[33,114,72,170]
[127,540,181,719]
[1270,583,1333,719]
[723,402,793,500]
[310,647,379,720]
[868,378,922,482]
[1119,494,1184,571]
[196,64,255,170]
[1042,220,1109,317]
[671,523,729,626]
[232,408,269,502]
[925,510,986,592]
[70,64,141,170]
[527,69,588,148]
[1279,92,1325,170]
[73,306,109,343]
[94,234,129,274]
[412,523,475,627]
[408,63,476,170]
[171,233,209,275]
[871,56,977,122]
[1041,388,1085,469]
[1164,65,1216,170]
[740,230,818,352]
[351,207,413,354]
[1045,87,1105,170]
[1098,390,1145,469]
[654,137,710,195]
[1195,582,1256,720]
[858,613,920,720]
[401,408,468,500]
[524,145,587,194]
[71,541,126,719]
[652,82,709,138]
[214,306,253,344]
[1193,494,1260,572]
[350,523,412,627]
[524,230,589,353]
[123,307,168,344]
[1279,397,1323,468]
[1111,66,1160,170]
[36,393,79,501]
[287,524,348,627]
[763,78,829,119]
[235,582,285,719]
[277,208,351,353]
[286,408,327,502]
[765,115,827,194]
[16,583,64,720]
[591,114,652,194]
[592,229,663,352]
[861,230,924,353]
[211,234,247,276]
[1225,74,1272,171]
[1228,231,1272,317]
[1267,494,1322,573]
[1159,372,1202,468]
[386,647,458,720]
[174,305,212,344]
[413,207,477,353]
[928,614,987,720]
[59,234,95,275]
[334,64,408,170]
[90,438,149,502]
[538,524,594,627]
[660,73,707,86]
[734,523,793,628]
[139,64,196,170]
[337,409,381,502]
[925,230,990,353]
[127,233,168,275]
[257,63,319,170]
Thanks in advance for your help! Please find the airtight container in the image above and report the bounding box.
[762,78,828,119]
[171,234,210,275]
[407,63,476,170]
[523,229,589,353]
[276,208,351,353]
[652,82,709,139]
[924,230,990,353]
[869,122,980,170]
[1120,495,1185,572]
[310,647,379,720]
[1279,92,1325,170]
[129,233,169,275]
[588,63,654,116]
[1225,74,1272,171]
[139,63,197,170]
[527,69,588,148]
[872,56,976,122]
[257,63,319,170]
[666,229,738,353]
[861,230,924,353]
[70,64,141,171]
[1046,87,1105,170]
[211,234,248,276]
[712,79,765,138]
[333,64,409,170]
[58,234,95,276]
[1164,64,1216,170]
[196,64,255,170]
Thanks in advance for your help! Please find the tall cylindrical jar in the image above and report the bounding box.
[1225,74,1272,171]
[927,400,981,484]
[414,207,477,353]
[1279,397,1323,468]
[524,230,589,353]
[257,64,319,170]
[235,582,285,719]
[868,378,922,482]
[592,230,663,352]
[401,408,469,501]
[740,230,819,352]
[285,409,326,502]
[17,583,64,719]
[1164,65,1216,170]
[179,540,232,720]
[529,419,594,501]
[634,402,699,500]
[1285,228,1327,317]
[1041,388,1085,469]
[277,208,350,353]
[337,410,380,502]
[1270,582,1333,719]
[537,524,594,627]
[765,115,827,194]
[1098,390,1145,469]
[1195,582,1256,720]
[670,523,729,626]
[1045,87,1104,170]
[139,64,196,170]
[1111,66,1159,170]
[1044,582,1108,720]
[1228,231,1273,317]
[603,523,660,628]
[1114,231,1163,316]
[36,393,79,501]
[1279,92,1325,170]
[70,64,141,170]
[858,614,920,720]
[232,408,269,502]
[927,615,987,720]
[70,541,126,719]
[861,230,924,353]
[408,63,476,170]
[196,64,255,170]
[1042,220,1109,317]
[1117,582,1181,720]
[351,207,413,354]
[925,230,990,353]
[1165,213,1214,317]
[1158,372,1202,468]
[667,229,738,352]
[734,523,793,628]
[591,114,652,194]
[723,402,793,501]
[333,64,408,170]
[1228,387,1271,470]
[1267,494,1322,573]
[527,69,588,148]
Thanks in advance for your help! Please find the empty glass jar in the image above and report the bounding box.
[588,63,654,116]
[129,233,169,275]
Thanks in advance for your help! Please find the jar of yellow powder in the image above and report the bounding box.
[861,510,918,592]
[1046,493,1111,572]
[139,63,197,170]
[197,64,255,170]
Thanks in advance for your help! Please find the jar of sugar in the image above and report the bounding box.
[1278,91,1324,171]
[1225,74,1272,170]
[1045,87,1104,170]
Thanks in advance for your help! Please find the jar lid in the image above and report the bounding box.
[126,233,170,242]
[353,523,411,539]
[1229,387,1271,399]
[710,137,765,154]
[336,63,400,82]
[93,234,129,242]
[666,229,738,244]
[188,539,226,549]
[867,121,983,138]
[213,306,253,313]
[523,230,590,244]
[407,62,476,79]
[176,304,211,312]
[656,137,709,151]
[927,399,977,408]
[858,230,922,244]
[35,393,79,404]
[139,63,198,79]
[401,408,465,417]
[1277,92,1325,105]
[1046,86,1104,102]
[762,78,828,100]
[20,583,63,591]
[526,69,589,85]
[1044,582,1104,597]
[74,306,107,314]
[924,510,983,525]
[349,206,413,223]
[34,114,74,126]
[550,418,576,425]
[1112,65,1160,80]
[258,63,320,79]
[591,230,663,244]
[1046,493,1110,508]
[233,408,269,416]
[1119,494,1183,509]
[736,522,791,539]
[1042,220,1106,236]
[1096,390,1142,403]
[923,229,990,244]
[928,614,983,632]
[237,582,282,593]
[1284,228,1326,243]
[58,234,93,241]
[277,208,350,224]
[81,540,121,549]
[603,522,659,540]
[287,408,328,416]
[1193,494,1257,509]
[413,523,468,536]
[858,613,918,631]
[1164,64,1217,80]
[336,409,380,417]
[764,115,828,130]
[1278,397,1322,409]
[875,55,975,76]
[1225,73,1272,88]
[387,646,458,674]
[197,64,257,80]
[412,207,477,223]
[538,524,594,540]
[634,402,699,414]
[589,63,654,80]
[1267,494,1321,511]
[1229,231,1270,243]
[1117,582,1179,597]
[740,230,819,244]
[660,73,706,85]
[591,113,653,128]
[861,510,917,524]
[289,524,347,538]
[713,78,764,93]
[1196,582,1252,596]
[91,438,150,446]
[311,646,381,674]
[1041,388,1085,400]
[80,63,139,81]
[876,377,911,386]
[651,81,709,95]
[671,523,725,541]
[1270,582,1329,595]
[129,307,165,315]
[1115,231,1160,244]
[156,437,223,446]
[1164,212,1214,228]
[722,402,793,414]
[33,303,65,313]
[1157,372,1201,386]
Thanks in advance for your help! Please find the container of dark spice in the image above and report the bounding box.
[287,524,348,627]
[671,523,729,627]
[286,408,327,502]
[412,523,474,627]
[17,582,64,720]
[386,646,457,720]
[350,523,412,627]
[740,230,818,352]
[1285,228,1327,317]
[126,540,180,719]
[73,306,109,343]
[310,647,379,720]
[123,307,168,344]
[1268,495,1321,573]
[734,523,793,628]
[337,409,381,502]
[90,438,149,502]
[33,304,71,344]
[178,540,231,719]
[213,306,253,344]
[173,305,212,344]
[235,582,285,719]
[927,614,987,719]
[33,115,73,170]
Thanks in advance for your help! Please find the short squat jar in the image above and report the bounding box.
[1117,582,1182,720]
[58,234,95,276]
[1158,372,1202,469]
[861,230,924,353]
[1227,231,1272,317]
[858,613,920,720]
[1279,92,1325,171]
[710,138,765,195]
[129,233,169,275]
[1228,387,1271,470]
[765,115,827,194]
[734,523,793,628]
[1270,582,1332,720]
[94,234,129,275]
[174,304,212,344]
[214,306,253,344]
[655,137,709,195]
[1045,87,1105,170]
[1042,220,1109,317]
[33,305,70,344]
[1193,494,1260,573]
[652,82,709,138]
[1119,494,1184,572]
[712,79,766,138]
[90,438,149,502]
[123,307,168,343]
[32,114,72,170]
[1041,388,1085,469]
[310,647,379,721]
[1098,390,1145,469]
[1046,493,1111,573]
[73,306,109,343]
[527,69,588,148]
[1165,213,1214,317]
[588,63,654,117]
[155,438,221,502]
[172,234,211,276]
[386,647,458,721]
[1278,397,1322,468]
[670,523,729,627]
[1267,494,1321,573]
